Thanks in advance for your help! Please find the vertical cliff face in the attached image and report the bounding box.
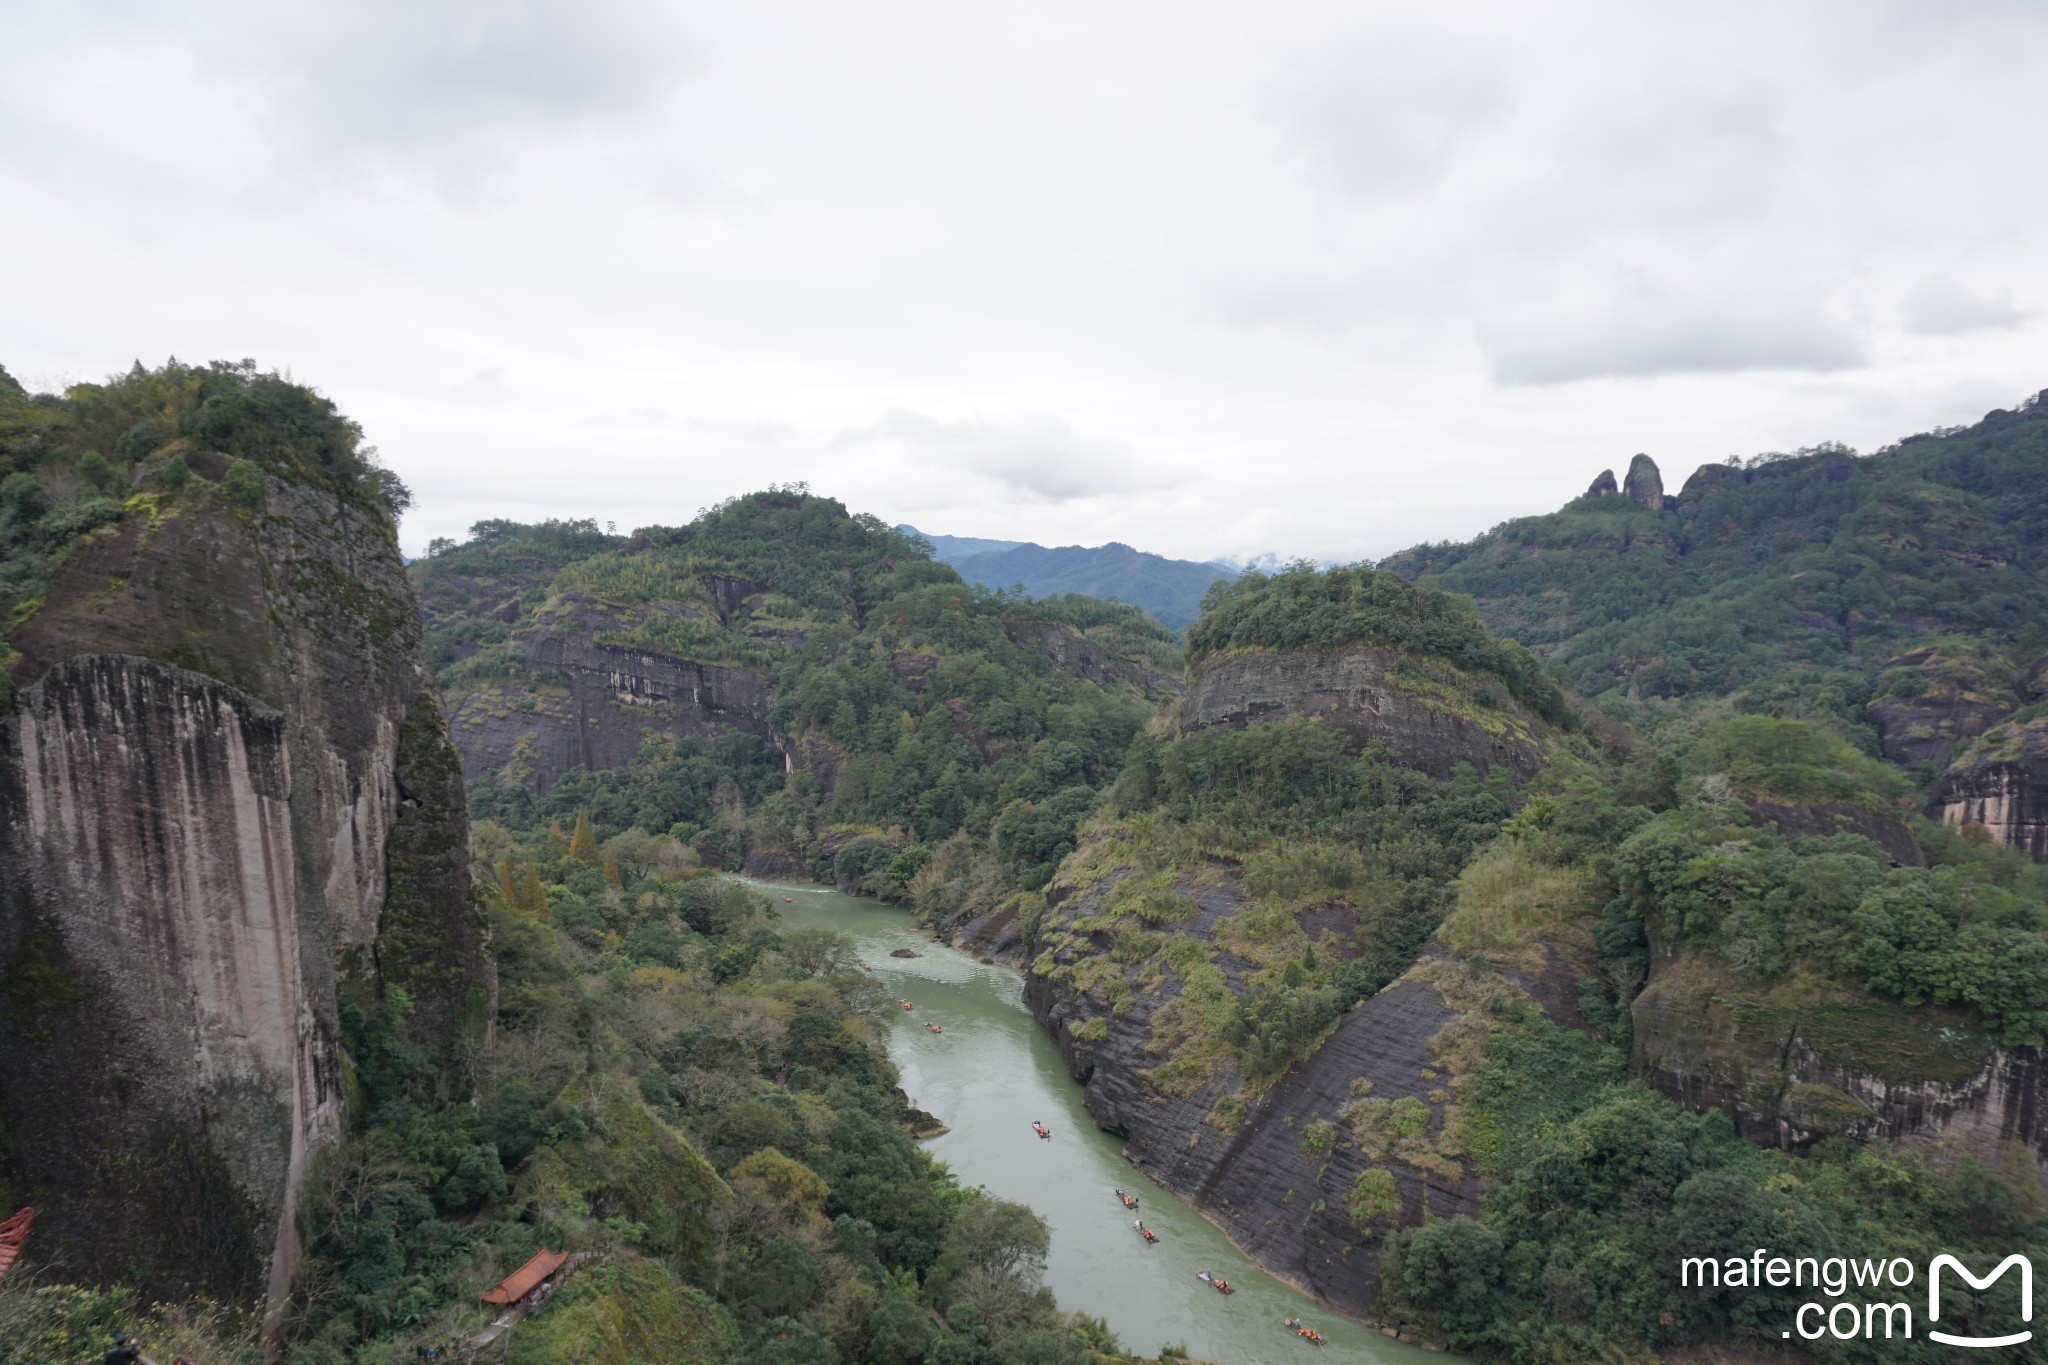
[1025,878,1487,1320]
[0,469,490,1315]
[1631,952,2045,1178]
[1929,716,2048,860]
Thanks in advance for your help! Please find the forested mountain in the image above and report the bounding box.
[1382,391,2048,710]
[907,525,1232,632]
[11,358,2048,1363]
[0,374,1164,1364]
[417,494,1178,881]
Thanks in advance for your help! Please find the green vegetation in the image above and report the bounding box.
[1611,803,2048,1044]
[1382,393,2048,715]
[1188,563,1570,723]
[417,492,1167,939]
[1384,1016,2047,1364]
[1368,725,2048,1359]
[0,359,410,703]
[1032,715,1524,1092]
[281,820,1133,1363]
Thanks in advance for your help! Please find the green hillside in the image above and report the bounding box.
[1382,390,2048,712]
[415,491,1177,907]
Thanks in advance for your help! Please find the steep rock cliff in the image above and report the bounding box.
[1025,868,1488,1319]
[1001,618,1178,700]
[1929,714,2048,860]
[448,628,775,793]
[1867,640,2021,775]
[1180,644,1547,783]
[0,469,490,1314]
[1632,953,2045,1180]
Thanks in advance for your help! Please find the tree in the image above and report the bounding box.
[223,457,264,511]
[569,810,601,866]
[1385,1216,1506,1348]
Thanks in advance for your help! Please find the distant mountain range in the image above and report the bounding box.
[901,526,1233,631]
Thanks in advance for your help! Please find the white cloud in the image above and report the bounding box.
[0,0,2044,568]
[1480,269,1868,385]
[1274,30,1510,201]
[1901,277,2031,336]
[835,409,1143,502]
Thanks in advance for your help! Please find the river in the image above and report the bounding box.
[762,881,1447,1365]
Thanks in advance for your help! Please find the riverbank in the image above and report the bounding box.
[756,879,1453,1364]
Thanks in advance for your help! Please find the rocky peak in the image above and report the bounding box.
[1586,469,1618,497]
[1675,462,1741,505]
[1623,453,1665,508]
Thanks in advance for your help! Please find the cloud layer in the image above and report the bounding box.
[2,0,2043,564]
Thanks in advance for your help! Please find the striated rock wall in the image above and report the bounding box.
[1632,952,2046,1183]
[1180,644,1545,783]
[448,632,774,793]
[1024,873,1481,1320]
[0,470,490,1318]
[1930,724,2048,860]
[3,657,333,1307]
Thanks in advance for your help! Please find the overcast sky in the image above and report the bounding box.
[4,2,2044,564]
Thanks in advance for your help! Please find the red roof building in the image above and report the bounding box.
[0,1208,34,1284]
[481,1247,567,1306]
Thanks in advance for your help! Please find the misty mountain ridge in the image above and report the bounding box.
[901,524,1234,632]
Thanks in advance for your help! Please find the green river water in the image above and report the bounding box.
[761,881,1449,1365]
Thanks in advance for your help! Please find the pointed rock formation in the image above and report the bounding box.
[1587,469,1618,497]
[1623,453,1665,508]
